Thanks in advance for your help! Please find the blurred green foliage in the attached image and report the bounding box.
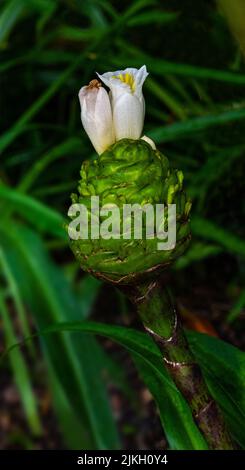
[0,0,245,450]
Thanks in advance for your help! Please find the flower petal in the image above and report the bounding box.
[141,135,156,150]
[113,92,145,140]
[97,66,148,141]
[97,65,148,97]
[78,82,115,154]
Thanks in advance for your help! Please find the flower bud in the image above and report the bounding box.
[97,66,148,141]
[78,79,115,155]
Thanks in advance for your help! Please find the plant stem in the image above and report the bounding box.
[125,278,235,450]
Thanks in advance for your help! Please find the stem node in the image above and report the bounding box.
[123,279,235,450]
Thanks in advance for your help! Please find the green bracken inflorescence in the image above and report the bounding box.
[69,138,191,284]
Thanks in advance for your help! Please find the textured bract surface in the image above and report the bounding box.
[69,139,191,283]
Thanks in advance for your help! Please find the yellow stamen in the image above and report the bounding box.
[113,72,135,92]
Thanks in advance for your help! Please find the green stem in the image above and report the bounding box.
[125,279,235,450]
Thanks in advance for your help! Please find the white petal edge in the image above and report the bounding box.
[97,65,148,94]
[141,135,156,150]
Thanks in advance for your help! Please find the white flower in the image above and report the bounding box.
[78,79,115,155]
[97,65,148,140]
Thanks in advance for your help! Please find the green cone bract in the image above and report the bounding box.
[69,139,191,284]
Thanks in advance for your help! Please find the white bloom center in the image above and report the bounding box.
[112,72,136,93]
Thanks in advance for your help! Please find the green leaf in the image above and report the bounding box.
[174,242,223,270]
[0,247,34,352]
[147,59,245,85]
[76,275,101,319]
[227,289,245,323]
[0,223,120,450]
[146,77,187,120]
[32,321,245,449]
[48,363,90,449]
[56,26,103,41]
[0,183,65,239]
[127,11,177,27]
[18,137,82,193]
[112,43,245,85]
[0,56,82,154]
[187,331,245,448]
[189,145,244,200]
[149,107,245,143]
[191,217,245,257]
[122,0,157,20]
[0,0,25,44]
[0,292,42,436]
[34,320,209,450]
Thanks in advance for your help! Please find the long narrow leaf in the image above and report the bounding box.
[191,217,245,257]
[149,108,245,143]
[0,183,65,238]
[0,223,120,450]
[34,321,245,448]
[0,292,41,436]
[33,320,209,450]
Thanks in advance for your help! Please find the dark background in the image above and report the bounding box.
[0,0,245,450]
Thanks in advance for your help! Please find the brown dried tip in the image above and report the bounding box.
[86,79,101,90]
